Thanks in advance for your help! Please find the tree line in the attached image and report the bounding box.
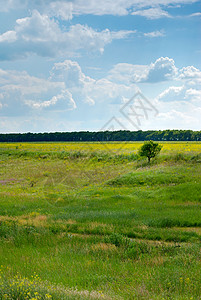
[0,130,200,142]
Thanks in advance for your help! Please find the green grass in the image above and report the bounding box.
[0,143,201,299]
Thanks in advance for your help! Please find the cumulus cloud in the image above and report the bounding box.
[51,60,95,89]
[146,57,178,82]
[0,56,200,132]
[0,68,74,116]
[154,62,201,112]
[0,10,135,60]
[0,59,140,119]
[108,63,148,84]
[157,72,201,103]
[0,31,17,42]
[108,57,178,83]
[108,59,201,114]
[179,66,201,80]
[26,89,76,111]
[50,60,138,104]
[157,85,186,102]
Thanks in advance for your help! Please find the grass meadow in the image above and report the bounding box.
[0,142,201,299]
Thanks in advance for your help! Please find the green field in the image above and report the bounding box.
[0,142,201,299]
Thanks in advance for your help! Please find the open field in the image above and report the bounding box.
[0,142,201,299]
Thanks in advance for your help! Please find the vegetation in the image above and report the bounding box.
[139,140,162,163]
[0,141,201,299]
[0,129,201,142]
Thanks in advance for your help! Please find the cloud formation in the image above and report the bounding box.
[189,12,201,17]
[0,0,199,17]
[0,59,139,118]
[179,66,201,80]
[46,1,73,20]
[157,65,201,103]
[26,90,77,111]
[132,8,171,19]
[0,10,135,60]
[0,68,72,116]
[108,57,178,83]
[108,59,201,108]
[0,57,200,132]
[144,30,165,37]
[146,57,178,82]
[50,60,138,104]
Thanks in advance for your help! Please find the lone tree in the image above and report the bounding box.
[138,140,162,163]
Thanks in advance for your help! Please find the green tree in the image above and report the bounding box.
[138,140,162,163]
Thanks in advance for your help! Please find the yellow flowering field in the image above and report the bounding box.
[0,141,201,154]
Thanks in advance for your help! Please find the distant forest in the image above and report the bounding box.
[0,130,200,142]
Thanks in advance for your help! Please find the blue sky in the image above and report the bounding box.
[0,0,200,133]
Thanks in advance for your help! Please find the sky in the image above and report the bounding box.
[0,0,201,133]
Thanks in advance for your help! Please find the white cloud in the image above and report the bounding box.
[108,63,148,84]
[155,63,201,114]
[108,57,178,83]
[26,90,76,111]
[50,60,95,89]
[72,0,129,16]
[0,10,135,60]
[0,68,64,94]
[1,0,199,16]
[0,0,26,12]
[179,66,201,80]
[0,31,17,42]
[0,60,139,118]
[45,1,200,19]
[50,60,138,104]
[177,66,201,91]
[157,80,201,103]
[15,10,61,43]
[144,30,165,37]
[0,68,74,116]
[157,85,186,102]
[47,1,73,20]
[0,57,200,132]
[146,57,178,82]
[132,8,171,19]
[189,12,201,17]
[185,88,201,100]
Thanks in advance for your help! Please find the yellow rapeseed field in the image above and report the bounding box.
[0,141,201,154]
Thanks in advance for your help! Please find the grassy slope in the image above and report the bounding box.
[0,144,201,299]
